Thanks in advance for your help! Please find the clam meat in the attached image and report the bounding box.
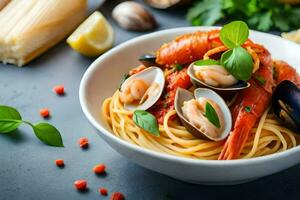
[120,66,165,111]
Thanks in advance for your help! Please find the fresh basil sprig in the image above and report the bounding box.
[204,102,221,128]
[220,21,253,81]
[221,47,253,81]
[220,21,249,48]
[0,105,64,147]
[194,59,220,66]
[133,110,160,136]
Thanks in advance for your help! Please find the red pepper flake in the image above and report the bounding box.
[99,187,108,196]
[55,159,64,167]
[93,164,106,174]
[39,108,50,118]
[53,85,65,95]
[74,180,87,190]
[78,137,89,148]
[110,192,125,200]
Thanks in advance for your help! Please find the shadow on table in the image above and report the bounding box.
[0,129,28,144]
[120,161,300,200]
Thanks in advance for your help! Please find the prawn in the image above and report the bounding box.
[156,30,222,66]
[273,60,300,86]
[219,47,275,160]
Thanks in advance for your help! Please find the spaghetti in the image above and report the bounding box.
[102,91,299,160]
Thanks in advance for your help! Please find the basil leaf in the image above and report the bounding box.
[194,59,220,66]
[245,106,252,113]
[221,47,253,81]
[254,75,266,86]
[0,105,22,133]
[133,110,160,136]
[0,119,22,134]
[220,21,249,48]
[33,123,64,147]
[204,102,221,128]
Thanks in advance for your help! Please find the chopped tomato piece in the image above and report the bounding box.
[53,85,65,95]
[110,192,125,200]
[55,159,64,167]
[93,164,106,174]
[74,180,87,190]
[39,108,50,118]
[166,68,192,91]
[99,188,108,196]
[78,137,89,148]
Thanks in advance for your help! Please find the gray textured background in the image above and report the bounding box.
[1,0,300,199]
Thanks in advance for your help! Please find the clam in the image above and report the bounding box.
[144,0,192,9]
[112,1,157,31]
[187,62,250,96]
[139,54,158,67]
[272,80,300,132]
[175,88,232,141]
[120,66,165,111]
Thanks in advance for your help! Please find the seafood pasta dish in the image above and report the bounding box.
[102,21,300,160]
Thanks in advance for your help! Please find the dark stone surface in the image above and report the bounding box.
[0,0,298,200]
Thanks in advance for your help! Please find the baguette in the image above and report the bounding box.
[0,0,10,10]
[0,0,87,66]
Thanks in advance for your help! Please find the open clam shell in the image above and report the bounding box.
[120,66,165,111]
[174,88,232,141]
[187,62,250,97]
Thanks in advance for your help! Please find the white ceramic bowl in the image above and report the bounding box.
[79,27,300,185]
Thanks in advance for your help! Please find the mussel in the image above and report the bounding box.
[175,88,232,141]
[272,80,300,132]
[187,62,250,97]
[120,66,165,111]
[139,54,158,67]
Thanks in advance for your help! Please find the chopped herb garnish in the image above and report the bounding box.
[133,110,160,136]
[204,102,221,128]
[162,102,168,108]
[174,64,183,71]
[255,75,266,86]
[245,106,252,113]
[119,73,130,90]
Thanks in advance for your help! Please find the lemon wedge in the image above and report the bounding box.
[67,11,114,57]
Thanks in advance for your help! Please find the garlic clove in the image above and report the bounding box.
[112,1,157,31]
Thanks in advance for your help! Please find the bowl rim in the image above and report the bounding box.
[79,26,300,166]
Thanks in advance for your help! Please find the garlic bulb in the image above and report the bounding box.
[112,1,156,31]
